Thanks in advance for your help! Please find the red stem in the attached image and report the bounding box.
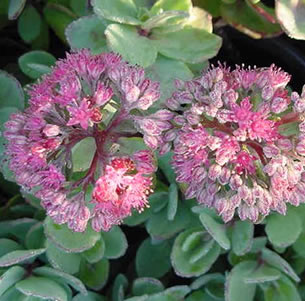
[276,112,302,126]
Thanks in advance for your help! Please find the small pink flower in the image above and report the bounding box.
[4,49,160,232]
[145,64,305,223]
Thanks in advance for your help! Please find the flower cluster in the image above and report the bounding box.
[137,64,305,223]
[4,49,159,232]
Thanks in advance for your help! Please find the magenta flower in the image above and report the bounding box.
[4,49,160,232]
[137,64,305,223]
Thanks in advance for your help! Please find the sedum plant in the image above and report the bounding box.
[1,0,305,301]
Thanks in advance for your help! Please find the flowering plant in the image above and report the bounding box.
[1,0,305,301]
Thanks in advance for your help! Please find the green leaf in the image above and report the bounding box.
[244,264,281,283]
[263,275,301,301]
[261,248,300,282]
[0,286,23,301]
[275,0,305,40]
[25,222,45,250]
[16,276,68,301]
[18,51,55,79]
[232,220,253,256]
[142,11,188,32]
[292,232,305,257]
[164,285,191,299]
[0,249,45,267]
[136,238,171,278]
[220,1,281,38]
[0,219,37,244]
[185,7,213,32]
[112,274,128,301]
[70,0,89,17]
[0,70,24,110]
[43,3,76,43]
[8,0,26,19]
[167,183,178,221]
[18,5,41,43]
[199,211,230,250]
[34,266,87,295]
[105,24,157,67]
[0,266,25,297]
[171,227,220,277]
[0,239,22,257]
[146,56,193,109]
[266,210,302,248]
[225,261,257,301]
[66,15,108,54]
[46,240,82,274]
[152,26,222,64]
[146,202,191,240]
[71,137,97,172]
[78,258,109,290]
[83,239,105,264]
[132,278,164,295]
[101,226,128,259]
[44,217,101,253]
[73,291,107,301]
[194,0,221,17]
[150,0,192,15]
[93,0,141,25]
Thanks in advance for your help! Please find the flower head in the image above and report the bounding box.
[138,64,305,223]
[4,49,160,232]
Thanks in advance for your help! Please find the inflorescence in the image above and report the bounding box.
[4,50,160,232]
[137,64,305,223]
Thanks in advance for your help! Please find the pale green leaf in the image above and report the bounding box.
[105,24,157,67]
[93,0,141,25]
[16,276,68,301]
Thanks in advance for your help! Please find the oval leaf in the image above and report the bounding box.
[0,249,45,267]
[225,261,257,301]
[93,0,141,25]
[8,0,26,20]
[199,211,230,250]
[46,240,82,274]
[34,266,87,295]
[105,24,158,68]
[16,276,68,301]
[44,217,101,253]
[232,220,254,256]
[0,70,24,110]
[136,238,171,278]
[266,209,302,248]
[66,15,108,54]
[101,226,127,259]
[18,51,56,79]
[0,266,25,297]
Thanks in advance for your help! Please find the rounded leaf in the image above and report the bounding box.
[93,0,141,25]
[18,5,41,43]
[225,261,257,301]
[16,276,68,301]
[136,238,171,278]
[105,24,158,68]
[18,51,56,79]
[266,209,302,248]
[199,211,230,250]
[171,227,220,277]
[44,217,101,253]
[276,0,305,40]
[66,15,108,54]
[101,226,127,259]
[34,266,87,295]
[8,0,26,19]
[0,70,24,110]
[78,258,109,290]
[232,220,253,256]
[83,238,105,264]
[46,240,82,274]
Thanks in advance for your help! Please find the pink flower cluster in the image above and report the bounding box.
[4,50,159,232]
[137,64,305,223]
